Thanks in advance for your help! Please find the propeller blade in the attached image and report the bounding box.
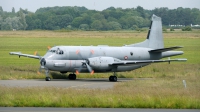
[34,51,42,59]
[88,50,94,58]
[47,46,51,50]
[34,51,38,56]
[75,63,84,75]
[90,50,94,54]
[76,50,84,59]
[75,50,94,75]
[85,63,94,75]
[76,70,79,75]
[37,66,42,75]
[37,71,41,75]
[90,70,94,75]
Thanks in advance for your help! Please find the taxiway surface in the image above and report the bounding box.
[0,78,134,89]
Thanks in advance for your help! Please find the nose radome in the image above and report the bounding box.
[40,58,46,66]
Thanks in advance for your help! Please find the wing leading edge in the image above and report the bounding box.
[9,52,41,59]
[109,58,187,66]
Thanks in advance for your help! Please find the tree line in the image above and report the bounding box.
[0,6,200,31]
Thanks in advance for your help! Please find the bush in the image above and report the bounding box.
[170,28,175,31]
[162,27,167,32]
[182,26,192,31]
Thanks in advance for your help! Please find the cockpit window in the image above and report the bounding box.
[49,50,56,53]
[56,48,64,55]
[49,48,64,55]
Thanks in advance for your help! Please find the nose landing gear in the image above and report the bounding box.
[45,69,51,81]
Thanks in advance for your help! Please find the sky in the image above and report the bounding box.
[0,0,200,12]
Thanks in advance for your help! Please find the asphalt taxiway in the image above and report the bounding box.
[0,78,134,89]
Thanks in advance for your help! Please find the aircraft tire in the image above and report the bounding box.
[45,77,51,81]
[109,76,117,82]
[69,74,76,80]
[109,76,113,81]
[72,74,76,80]
[113,76,117,82]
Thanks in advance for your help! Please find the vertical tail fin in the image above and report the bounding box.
[126,14,164,49]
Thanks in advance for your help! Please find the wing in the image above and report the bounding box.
[9,52,41,59]
[109,58,187,66]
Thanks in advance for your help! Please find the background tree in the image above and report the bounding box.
[79,24,89,30]
[18,9,27,30]
[0,6,200,30]
[108,21,121,30]
[12,7,15,13]
[91,20,103,30]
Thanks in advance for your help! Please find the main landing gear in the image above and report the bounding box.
[68,73,76,80]
[109,72,117,82]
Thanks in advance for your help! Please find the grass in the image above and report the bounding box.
[0,75,199,108]
[0,30,200,108]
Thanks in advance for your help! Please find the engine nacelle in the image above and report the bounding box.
[88,57,115,70]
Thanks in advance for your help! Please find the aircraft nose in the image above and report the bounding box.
[40,58,46,66]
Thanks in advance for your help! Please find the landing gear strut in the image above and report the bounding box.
[109,72,117,82]
[45,69,51,81]
[68,74,76,80]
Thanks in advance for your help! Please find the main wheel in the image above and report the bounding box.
[45,77,51,81]
[69,74,76,80]
[109,76,117,82]
[72,74,76,80]
[113,76,117,82]
[109,76,113,81]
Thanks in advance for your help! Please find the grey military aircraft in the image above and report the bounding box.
[9,15,187,82]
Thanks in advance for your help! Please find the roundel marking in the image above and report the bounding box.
[124,56,128,60]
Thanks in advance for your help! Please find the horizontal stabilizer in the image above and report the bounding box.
[149,46,183,53]
[109,58,187,66]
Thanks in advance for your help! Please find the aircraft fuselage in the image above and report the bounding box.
[43,46,157,73]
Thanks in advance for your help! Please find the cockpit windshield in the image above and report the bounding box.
[56,48,64,54]
[49,50,56,53]
[49,48,64,55]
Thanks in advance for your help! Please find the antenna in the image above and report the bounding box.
[94,1,95,10]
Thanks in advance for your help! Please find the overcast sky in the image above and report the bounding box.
[1,0,200,12]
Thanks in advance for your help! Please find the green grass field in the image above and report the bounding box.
[0,30,200,108]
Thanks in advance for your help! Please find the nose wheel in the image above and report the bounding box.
[45,77,51,81]
[44,69,51,81]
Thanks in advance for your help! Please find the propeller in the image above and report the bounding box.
[47,46,51,50]
[75,50,95,75]
[34,51,46,74]
[37,58,46,74]
[76,60,94,75]
[34,51,42,59]
[85,61,94,75]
